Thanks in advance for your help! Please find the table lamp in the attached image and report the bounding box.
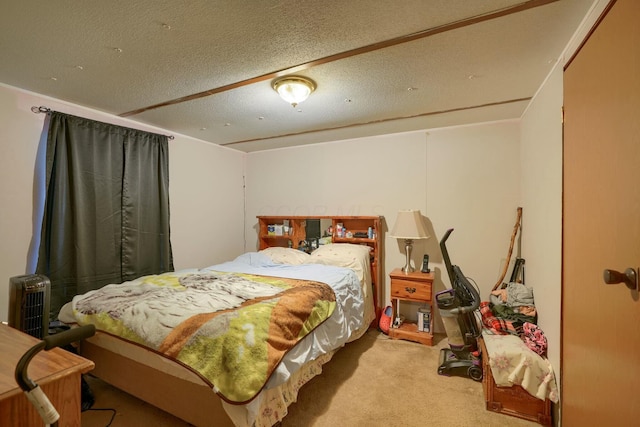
[390,209,430,273]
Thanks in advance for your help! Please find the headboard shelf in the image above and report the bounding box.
[257,215,383,321]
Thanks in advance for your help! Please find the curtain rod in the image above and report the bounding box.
[31,106,175,140]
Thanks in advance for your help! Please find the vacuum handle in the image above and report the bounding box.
[15,324,96,392]
[15,324,96,426]
[25,385,59,425]
[43,324,95,350]
[440,228,454,244]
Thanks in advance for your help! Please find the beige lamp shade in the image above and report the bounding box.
[390,210,429,273]
[390,210,430,240]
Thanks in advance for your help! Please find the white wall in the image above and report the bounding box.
[426,122,521,303]
[169,134,246,269]
[245,131,427,288]
[245,121,521,332]
[0,84,246,322]
[520,64,563,379]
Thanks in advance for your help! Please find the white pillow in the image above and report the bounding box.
[259,247,310,265]
[304,243,371,284]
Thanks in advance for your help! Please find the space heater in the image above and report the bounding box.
[8,274,51,339]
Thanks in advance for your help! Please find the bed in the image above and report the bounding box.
[59,217,381,427]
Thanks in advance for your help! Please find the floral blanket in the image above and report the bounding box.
[70,270,336,404]
[483,332,559,403]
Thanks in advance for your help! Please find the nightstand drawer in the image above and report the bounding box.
[391,278,431,301]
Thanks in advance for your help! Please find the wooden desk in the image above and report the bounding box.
[0,323,94,427]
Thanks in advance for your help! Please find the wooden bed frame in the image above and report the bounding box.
[257,215,383,321]
[82,337,232,427]
[78,215,383,427]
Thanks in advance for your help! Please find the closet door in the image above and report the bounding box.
[562,0,640,424]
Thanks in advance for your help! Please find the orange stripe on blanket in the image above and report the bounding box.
[158,277,335,360]
[159,293,277,357]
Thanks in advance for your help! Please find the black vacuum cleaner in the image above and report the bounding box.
[436,228,483,381]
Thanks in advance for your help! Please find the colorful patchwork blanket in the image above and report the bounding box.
[70,270,336,404]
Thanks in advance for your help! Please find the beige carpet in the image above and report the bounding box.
[82,330,540,426]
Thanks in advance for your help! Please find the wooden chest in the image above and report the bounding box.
[479,337,552,426]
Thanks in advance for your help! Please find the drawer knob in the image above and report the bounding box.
[405,287,416,294]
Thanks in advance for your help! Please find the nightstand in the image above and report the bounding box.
[388,268,434,346]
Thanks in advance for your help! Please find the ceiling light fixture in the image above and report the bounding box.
[272,76,316,107]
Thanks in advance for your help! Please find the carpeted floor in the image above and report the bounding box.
[81,330,541,426]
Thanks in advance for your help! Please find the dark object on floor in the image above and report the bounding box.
[81,375,95,411]
[58,332,94,412]
[436,228,483,382]
[49,320,71,335]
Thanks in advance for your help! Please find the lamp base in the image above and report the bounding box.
[401,239,414,274]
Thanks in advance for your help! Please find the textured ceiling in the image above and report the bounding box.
[0,0,595,152]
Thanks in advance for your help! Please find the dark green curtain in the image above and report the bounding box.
[36,112,173,319]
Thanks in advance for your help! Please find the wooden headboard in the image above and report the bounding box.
[256,215,383,321]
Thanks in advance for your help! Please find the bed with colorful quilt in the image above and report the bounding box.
[59,243,377,427]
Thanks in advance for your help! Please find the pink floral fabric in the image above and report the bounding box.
[522,322,547,356]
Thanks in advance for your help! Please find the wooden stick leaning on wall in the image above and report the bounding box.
[492,207,523,292]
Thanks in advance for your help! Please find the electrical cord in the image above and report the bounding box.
[85,408,117,427]
[81,374,116,427]
[466,275,481,295]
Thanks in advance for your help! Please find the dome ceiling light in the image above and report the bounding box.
[272,76,316,107]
